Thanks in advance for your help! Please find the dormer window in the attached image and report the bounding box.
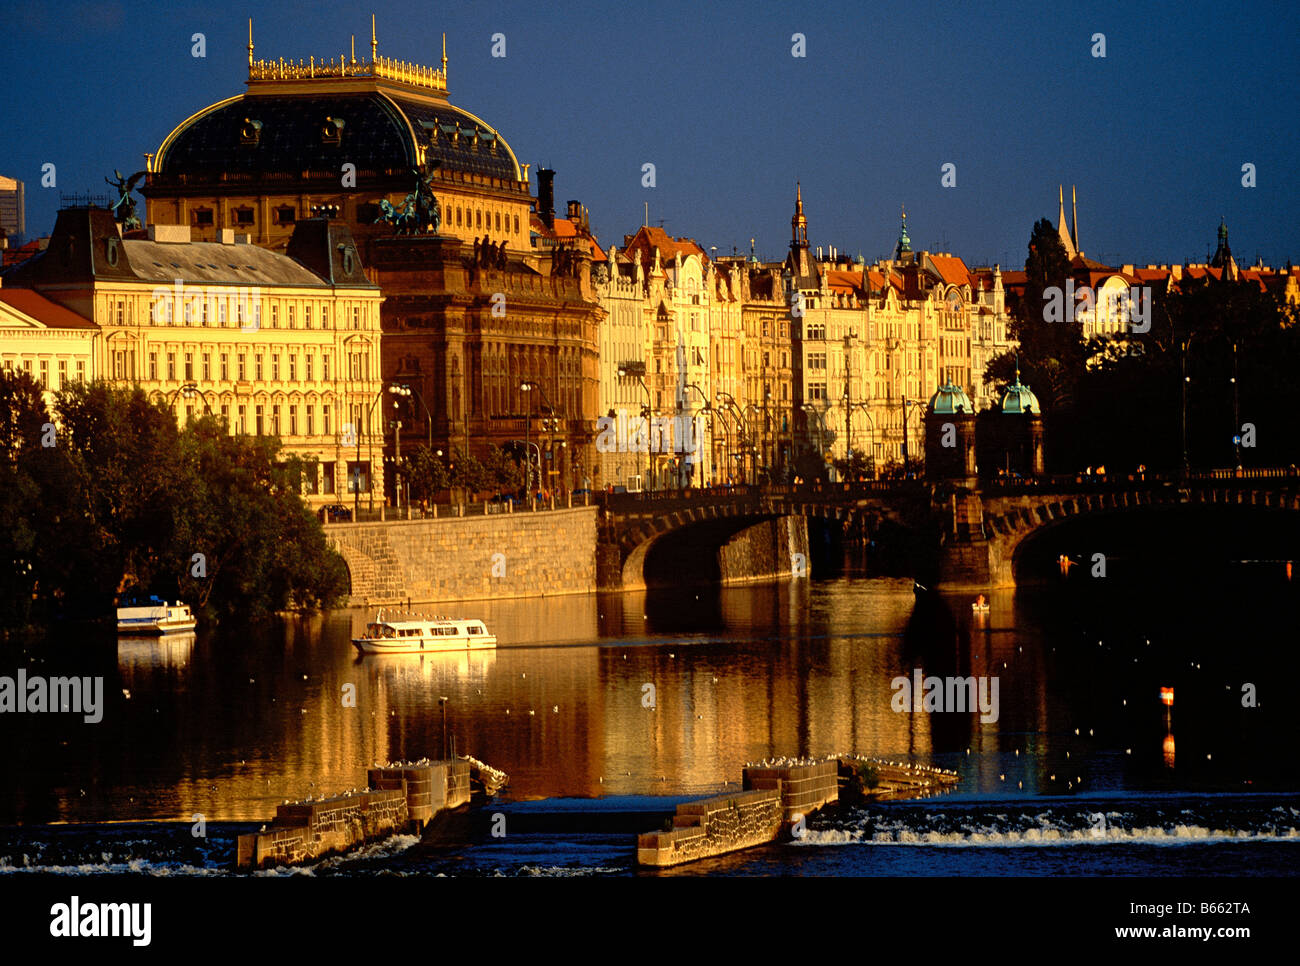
[321,116,345,144]
[275,206,296,226]
[240,118,262,144]
[234,207,255,226]
[192,208,214,227]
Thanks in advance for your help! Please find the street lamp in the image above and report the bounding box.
[522,380,562,499]
[844,401,876,479]
[717,391,748,484]
[618,364,652,490]
[684,383,712,486]
[1181,331,1197,480]
[391,382,433,450]
[165,381,216,417]
[801,403,827,477]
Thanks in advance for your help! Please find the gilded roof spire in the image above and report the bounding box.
[371,14,378,61]
[247,18,254,67]
[442,32,448,77]
[351,34,356,65]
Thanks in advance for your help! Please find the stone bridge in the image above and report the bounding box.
[596,468,1300,590]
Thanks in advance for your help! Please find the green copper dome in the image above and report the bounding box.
[1001,378,1041,415]
[927,383,973,415]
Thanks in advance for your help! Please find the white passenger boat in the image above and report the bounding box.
[352,611,497,654]
[116,598,197,634]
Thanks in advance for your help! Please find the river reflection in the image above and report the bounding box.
[1,570,1295,824]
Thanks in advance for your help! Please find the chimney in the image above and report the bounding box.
[567,200,581,223]
[537,168,556,228]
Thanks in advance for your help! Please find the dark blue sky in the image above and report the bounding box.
[3,0,1296,267]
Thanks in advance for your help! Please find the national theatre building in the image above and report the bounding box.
[143,19,603,496]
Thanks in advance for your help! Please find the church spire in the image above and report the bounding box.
[1056,185,1077,259]
[1071,185,1079,250]
[894,204,912,261]
[791,181,808,247]
[1210,217,1239,281]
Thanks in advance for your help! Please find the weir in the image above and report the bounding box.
[235,756,500,870]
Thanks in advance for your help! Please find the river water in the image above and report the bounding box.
[1,558,1298,876]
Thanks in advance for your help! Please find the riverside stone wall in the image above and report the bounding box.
[717,516,809,585]
[325,506,598,605]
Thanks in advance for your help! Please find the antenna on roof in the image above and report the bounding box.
[643,202,648,227]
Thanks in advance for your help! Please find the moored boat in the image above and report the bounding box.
[352,610,497,654]
[116,597,197,634]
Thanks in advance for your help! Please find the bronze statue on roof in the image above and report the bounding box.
[105,170,146,231]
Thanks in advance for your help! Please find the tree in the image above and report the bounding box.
[986,219,1083,412]
[483,443,523,492]
[0,380,349,629]
[832,449,873,481]
[449,447,491,494]
[403,444,450,504]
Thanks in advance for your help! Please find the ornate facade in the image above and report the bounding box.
[1,207,385,506]
[143,22,603,498]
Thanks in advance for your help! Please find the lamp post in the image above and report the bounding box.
[520,381,534,507]
[1181,331,1197,480]
[717,392,748,484]
[618,364,651,490]
[165,381,216,418]
[843,332,856,478]
[391,382,433,450]
[848,402,876,479]
[802,403,827,477]
[522,379,561,500]
[1231,340,1240,470]
[684,383,711,485]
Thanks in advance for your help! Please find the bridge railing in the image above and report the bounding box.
[594,480,923,514]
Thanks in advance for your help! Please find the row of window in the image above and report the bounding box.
[0,357,86,388]
[144,348,356,383]
[189,202,523,237]
[107,346,374,383]
[206,401,333,439]
[140,297,373,331]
